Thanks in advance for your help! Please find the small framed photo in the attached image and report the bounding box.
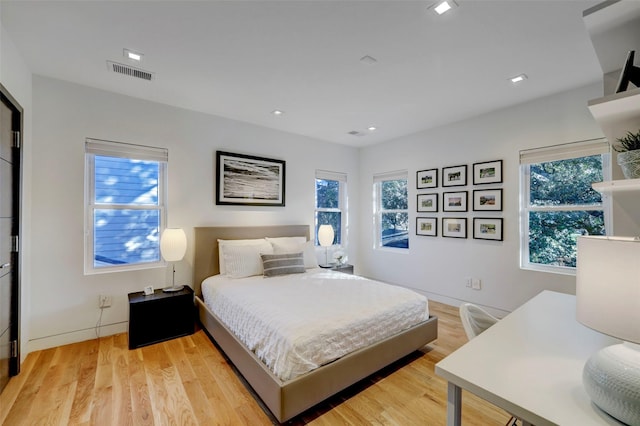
[417,193,438,212]
[473,189,503,211]
[473,218,503,241]
[442,218,467,239]
[473,160,502,185]
[443,191,467,212]
[442,165,467,187]
[417,168,438,189]
[416,217,437,236]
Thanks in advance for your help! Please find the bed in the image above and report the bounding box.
[193,225,438,423]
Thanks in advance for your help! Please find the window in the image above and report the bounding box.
[315,170,347,245]
[520,139,610,273]
[85,139,168,274]
[374,171,409,249]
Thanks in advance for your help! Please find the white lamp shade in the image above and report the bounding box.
[576,236,640,344]
[160,228,187,262]
[318,225,334,247]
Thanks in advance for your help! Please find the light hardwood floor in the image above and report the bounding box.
[0,301,511,425]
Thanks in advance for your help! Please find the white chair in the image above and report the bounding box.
[459,303,527,426]
[459,302,499,340]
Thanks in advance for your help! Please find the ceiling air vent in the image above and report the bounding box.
[107,61,155,81]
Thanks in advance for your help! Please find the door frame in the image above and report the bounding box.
[1,82,22,377]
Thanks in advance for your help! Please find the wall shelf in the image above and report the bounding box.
[587,87,640,146]
[588,88,640,131]
[593,178,640,192]
[584,0,640,235]
[584,1,640,145]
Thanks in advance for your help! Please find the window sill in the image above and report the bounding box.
[85,261,166,275]
[520,263,575,276]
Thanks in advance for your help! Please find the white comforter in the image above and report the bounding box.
[201,269,429,381]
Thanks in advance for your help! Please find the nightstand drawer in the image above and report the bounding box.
[128,286,194,349]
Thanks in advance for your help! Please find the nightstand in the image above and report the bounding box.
[331,263,354,275]
[128,286,195,349]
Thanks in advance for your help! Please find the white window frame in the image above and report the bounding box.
[84,138,168,274]
[519,138,611,275]
[373,170,409,250]
[314,170,347,246]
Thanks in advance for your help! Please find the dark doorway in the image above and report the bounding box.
[0,83,22,393]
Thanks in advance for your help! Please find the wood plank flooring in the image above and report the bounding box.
[0,301,511,425]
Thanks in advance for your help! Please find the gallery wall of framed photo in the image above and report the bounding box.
[415,159,503,241]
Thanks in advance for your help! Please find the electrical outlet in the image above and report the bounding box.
[465,277,472,288]
[99,294,112,308]
[472,279,482,290]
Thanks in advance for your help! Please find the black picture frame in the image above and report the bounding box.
[473,189,503,211]
[417,193,438,212]
[443,191,468,212]
[473,217,503,241]
[442,218,467,239]
[417,168,438,189]
[416,217,437,237]
[216,151,286,206]
[615,50,640,94]
[473,160,503,185]
[442,165,467,187]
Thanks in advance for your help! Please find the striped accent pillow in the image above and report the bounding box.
[261,252,306,277]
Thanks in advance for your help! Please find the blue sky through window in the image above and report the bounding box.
[93,156,161,267]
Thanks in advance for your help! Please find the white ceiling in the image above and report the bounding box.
[1,0,604,147]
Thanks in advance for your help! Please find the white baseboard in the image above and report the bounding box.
[27,322,128,352]
[408,288,511,318]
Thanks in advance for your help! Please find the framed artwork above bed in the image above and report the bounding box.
[216,151,286,206]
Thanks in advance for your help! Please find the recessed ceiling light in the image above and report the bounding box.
[510,74,528,84]
[432,0,458,15]
[124,48,143,62]
[368,126,377,131]
[271,110,284,116]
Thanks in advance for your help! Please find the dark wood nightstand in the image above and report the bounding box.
[331,263,354,275]
[128,286,195,349]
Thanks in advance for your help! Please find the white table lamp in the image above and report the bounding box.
[318,224,334,267]
[576,235,640,425]
[160,228,187,292]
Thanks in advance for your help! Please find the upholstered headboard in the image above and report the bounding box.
[193,225,310,295]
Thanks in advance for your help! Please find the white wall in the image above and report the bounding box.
[1,22,33,363]
[357,83,608,315]
[30,75,359,351]
[18,63,638,351]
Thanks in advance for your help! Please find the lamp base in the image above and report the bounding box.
[162,285,185,293]
[583,342,640,426]
[319,263,336,268]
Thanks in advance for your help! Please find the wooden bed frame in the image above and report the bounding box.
[193,225,438,423]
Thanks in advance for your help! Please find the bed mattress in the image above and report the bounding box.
[201,269,429,381]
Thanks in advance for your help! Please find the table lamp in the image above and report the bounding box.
[160,228,187,292]
[318,224,334,267]
[576,235,640,426]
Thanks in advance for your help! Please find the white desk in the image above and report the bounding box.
[435,291,625,426]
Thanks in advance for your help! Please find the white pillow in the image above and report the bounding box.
[267,238,319,269]
[265,236,306,246]
[223,242,274,278]
[218,238,268,274]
